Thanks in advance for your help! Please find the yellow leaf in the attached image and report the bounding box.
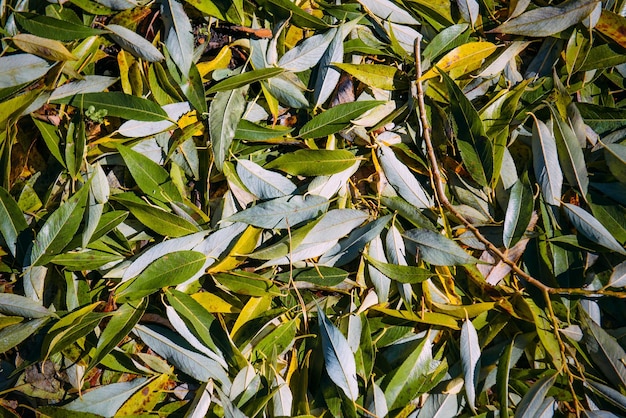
[596,10,626,49]
[117,374,171,416]
[177,110,204,136]
[421,42,497,81]
[117,50,134,95]
[12,34,77,62]
[197,46,231,80]
[207,226,261,274]
[230,296,271,338]
[191,292,240,313]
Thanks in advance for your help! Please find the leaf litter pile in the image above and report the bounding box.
[1,0,626,416]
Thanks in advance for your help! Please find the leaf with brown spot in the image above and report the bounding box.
[595,10,626,49]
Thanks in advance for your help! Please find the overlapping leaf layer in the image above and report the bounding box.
[1,0,626,416]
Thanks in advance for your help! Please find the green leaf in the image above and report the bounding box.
[226,194,329,229]
[532,117,563,206]
[0,317,49,354]
[208,68,285,93]
[377,145,433,209]
[317,306,358,401]
[161,0,194,78]
[213,270,282,296]
[117,251,206,301]
[552,113,589,196]
[30,183,89,266]
[0,186,28,258]
[89,299,147,370]
[605,143,626,183]
[51,250,123,270]
[236,159,296,199]
[364,254,432,284]
[117,144,182,203]
[210,86,248,171]
[403,229,479,266]
[265,149,356,176]
[563,203,626,255]
[491,0,599,37]
[261,0,329,29]
[513,371,557,418]
[113,194,200,237]
[278,29,336,72]
[234,120,293,141]
[523,298,563,369]
[299,101,383,139]
[580,310,626,388]
[422,23,470,61]
[576,103,626,135]
[53,92,169,121]
[497,339,514,418]
[15,13,105,40]
[332,63,409,90]
[441,71,493,187]
[503,175,534,248]
[274,266,349,286]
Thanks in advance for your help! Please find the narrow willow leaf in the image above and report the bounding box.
[112,195,200,237]
[106,24,164,62]
[319,215,392,267]
[226,194,329,229]
[416,393,460,418]
[461,319,480,413]
[272,374,293,417]
[117,251,206,301]
[403,229,478,266]
[580,310,626,388]
[367,236,391,302]
[497,340,514,418]
[207,68,284,93]
[513,372,557,418]
[0,54,45,88]
[563,203,626,255]
[11,34,77,61]
[552,114,589,196]
[134,324,231,388]
[262,0,328,29]
[384,335,437,409]
[277,29,335,72]
[264,74,309,109]
[234,120,293,141]
[0,317,49,354]
[421,42,497,80]
[266,149,357,176]
[63,378,148,416]
[333,63,409,90]
[576,103,626,135]
[15,13,105,40]
[118,102,190,137]
[523,298,563,369]
[117,144,182,203]
[185,382,212,418]
[314,25,344,106]
[50,76,118,102]
[308,161,361,199]
[210,86,247,171]
[422,23,470,62]
[605,143,626,183]
[532,117,563,206]
[236,159,296,199]
[0,293,55,318]
[358,0,419,24]
[299,101,383,139]
[30,184,89,266]
[609,261,626,288]
[53,92,169,121]
[89,299,147,370]
[585,380,626,413]
[318,307,358,401]
[503,175,534,248]
[0,186,28,258]
[365,254,432,284]
[491,0,599,37]
[365,382,388,418]
[441,72,493,187]
[161,0,194,78]
[456,0,479,28]
[377,144,433,209]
